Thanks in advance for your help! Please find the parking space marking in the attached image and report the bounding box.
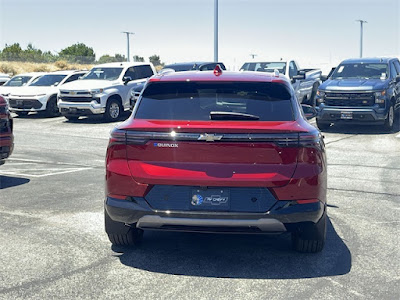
[0,158,93,178]
[0,167,92,178]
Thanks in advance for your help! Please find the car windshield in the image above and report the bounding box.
[331,63,389,79]
[240,62,287,74]
[81,67,123,81]
[30,74,66,86]
[135,81,294,121]
[4,75,33,86]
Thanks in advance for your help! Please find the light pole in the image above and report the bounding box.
[214,0,218,62]
[356,20,367,58]
[121,31,134,62]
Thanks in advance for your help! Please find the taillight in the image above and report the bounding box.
[299,132,324,149]
[0,95,8,114]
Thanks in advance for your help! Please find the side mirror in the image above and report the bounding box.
[292,74,305,83]
[123,76,132,84]
[321,75,328,82]
[301,104,317,120]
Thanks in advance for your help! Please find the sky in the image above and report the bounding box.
[0,0,399,73]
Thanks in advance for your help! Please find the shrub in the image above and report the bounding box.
[54,60,69,70]
[0,63,17,75]
[32,64,50,72]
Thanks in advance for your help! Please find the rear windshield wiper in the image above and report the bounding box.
[210,111,260,120]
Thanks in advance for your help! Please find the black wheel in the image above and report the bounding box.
[383,103,395,132]
[16,111,29,117]
[292,210,327,253]
[104,98,122,122]
[64,115,79,121]
[316,118,330,131]
[45,96,60,117]
[105,209,143,246]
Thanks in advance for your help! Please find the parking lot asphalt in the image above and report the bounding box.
[0,112,399,300]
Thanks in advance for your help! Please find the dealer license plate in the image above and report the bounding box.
[340,112,353,119]
[190,189,230,211]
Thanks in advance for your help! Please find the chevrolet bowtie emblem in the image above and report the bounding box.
[198,133,223,142]
[70,91,76,95]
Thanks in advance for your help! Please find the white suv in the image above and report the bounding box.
[58,62,156,121]
[8,70,87,117]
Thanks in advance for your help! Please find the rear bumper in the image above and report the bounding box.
[317,105,387,125]
[105,196,325,233]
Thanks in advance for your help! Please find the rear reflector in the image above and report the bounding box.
[108,194,127,200]
[296,199,319,204]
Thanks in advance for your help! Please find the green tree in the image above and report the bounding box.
[97,53,126,64]
[149,54,163,67]
[133,55,144,62]
[0,43,23,61]
[59,43,95,64]
[114,54,126,62]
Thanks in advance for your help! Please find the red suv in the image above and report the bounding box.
[105,68,327,253]
[0,95,13,165]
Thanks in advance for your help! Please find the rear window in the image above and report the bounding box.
[135,81,294,121]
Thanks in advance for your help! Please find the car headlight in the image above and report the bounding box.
[316,90,325,97]
[374,91,386,97]
[90,88,104,95]
[374,91,386,103]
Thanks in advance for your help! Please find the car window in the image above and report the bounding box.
[82,68,123,81]
[134,65,154,79]
[331,63,388,79]
[389,62,398,79]
[135,81,294,121]
[289,61,297,78]
[394,60,400,75]
[30,74,67,86]
[63,73,81,84]
[3,75,32,86]
[240,62,286,74]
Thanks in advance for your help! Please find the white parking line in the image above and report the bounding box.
[0,167,92,178]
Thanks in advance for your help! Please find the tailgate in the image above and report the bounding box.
[125,130,300,188]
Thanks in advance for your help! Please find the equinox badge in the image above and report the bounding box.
[198,133,223,142]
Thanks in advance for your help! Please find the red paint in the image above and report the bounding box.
[106,73,327,203]
[0,95,14,164]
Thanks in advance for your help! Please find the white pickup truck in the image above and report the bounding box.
[58,62,156,121]
[240,60,322,106]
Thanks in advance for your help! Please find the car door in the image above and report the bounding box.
[289,61,301,101]
[121,65,154,108]
[393,60,400,109]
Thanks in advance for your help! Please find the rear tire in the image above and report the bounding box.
[292,210,327,253]
[105,209,143,246]
[45,96,60,117]
[316,119,330,131]
[383,103,394,132]
[104,98,122,122]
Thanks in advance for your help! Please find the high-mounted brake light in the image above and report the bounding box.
[213,64,223,76]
